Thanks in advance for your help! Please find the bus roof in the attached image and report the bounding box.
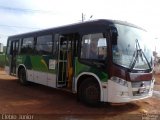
[8,19,144,40]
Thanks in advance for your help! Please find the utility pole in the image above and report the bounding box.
[81,13,93,22]
[82,13,85,22]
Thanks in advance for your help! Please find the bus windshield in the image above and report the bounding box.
[112,24,153,70]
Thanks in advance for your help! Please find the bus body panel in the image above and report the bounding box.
[26,69,56,88]
[16,54,57,88]
[16,55,55,73]
[75,58,108,82]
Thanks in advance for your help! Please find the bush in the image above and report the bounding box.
[0,54,5,68]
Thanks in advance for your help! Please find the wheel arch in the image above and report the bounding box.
[17,64,27,78]
[76,72,103,101]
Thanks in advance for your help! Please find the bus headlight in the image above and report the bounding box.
[111,76,128,87]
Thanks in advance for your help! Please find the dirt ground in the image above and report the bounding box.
[0,69,160,120]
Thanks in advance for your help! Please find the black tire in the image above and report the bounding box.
[18,68,28,85]
[78,78,100,107]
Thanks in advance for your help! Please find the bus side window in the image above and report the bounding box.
[21,37,34,54]
[80,33,107,60]
[36,35,52,55]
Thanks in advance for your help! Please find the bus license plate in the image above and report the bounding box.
[139,87,146,93]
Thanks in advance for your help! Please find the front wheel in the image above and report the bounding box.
[18,68,28,85]
[78,78,100,106]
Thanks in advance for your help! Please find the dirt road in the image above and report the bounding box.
[0,70,160,120]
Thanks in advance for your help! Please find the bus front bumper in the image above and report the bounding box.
[106,77,154,103]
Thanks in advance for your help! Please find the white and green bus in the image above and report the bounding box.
[5,19,154,106]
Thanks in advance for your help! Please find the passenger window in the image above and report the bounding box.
[81,33,107,60]
[36,35,52,54]
[21,37,34,54]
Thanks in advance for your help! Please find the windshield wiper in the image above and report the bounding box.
[129,39,152,71]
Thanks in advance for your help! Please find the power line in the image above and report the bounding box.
[0,24,41,29]
[0,33,14,36]
[0,5,56,14]
[0,34,8,35]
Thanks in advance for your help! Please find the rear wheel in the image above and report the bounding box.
[18,68,28,85]
[78,78,100,106]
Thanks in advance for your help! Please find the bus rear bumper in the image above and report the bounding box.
[106,78,154,103]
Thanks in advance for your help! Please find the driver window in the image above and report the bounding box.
[81,33,107,60]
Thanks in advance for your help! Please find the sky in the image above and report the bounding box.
[0,0,160,51]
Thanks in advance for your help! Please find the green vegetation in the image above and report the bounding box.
[0,54,5,68]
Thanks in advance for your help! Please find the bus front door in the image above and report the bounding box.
[56,35,68,87]
[55,34,77,89]
[10,40,19,75]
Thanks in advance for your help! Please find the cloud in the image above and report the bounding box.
[0,0,160,45]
